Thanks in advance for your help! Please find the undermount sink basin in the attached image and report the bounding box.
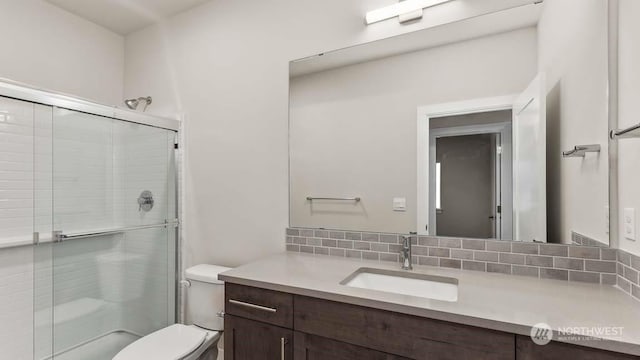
[340,268,458,302]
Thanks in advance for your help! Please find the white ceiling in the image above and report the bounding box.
[46,0,210,35]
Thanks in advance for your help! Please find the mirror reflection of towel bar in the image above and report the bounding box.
[306,197,361,202]
[562,144,601,158]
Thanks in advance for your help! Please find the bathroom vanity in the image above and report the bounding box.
[220,253,640,360]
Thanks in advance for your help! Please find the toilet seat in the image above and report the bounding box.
[113,324,208,360]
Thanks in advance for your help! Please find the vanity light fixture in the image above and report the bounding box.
[365,0,454,25]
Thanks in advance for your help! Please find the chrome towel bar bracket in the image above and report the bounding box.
[562,144,601,158]
[611,122,640,139]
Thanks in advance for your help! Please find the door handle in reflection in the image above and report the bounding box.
[281,337,287,360]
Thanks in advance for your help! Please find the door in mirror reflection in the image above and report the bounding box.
[429,111,513,240]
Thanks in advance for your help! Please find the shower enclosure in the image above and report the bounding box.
[0,80,179,360]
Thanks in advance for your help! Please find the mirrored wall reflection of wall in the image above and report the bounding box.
[289,0,610,246]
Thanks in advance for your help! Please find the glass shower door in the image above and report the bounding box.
[34,108,177,360]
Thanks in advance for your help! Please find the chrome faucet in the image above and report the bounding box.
[400,235,413,270]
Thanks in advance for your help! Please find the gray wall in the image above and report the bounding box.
[539,0,609,245]
[124,0,538,267]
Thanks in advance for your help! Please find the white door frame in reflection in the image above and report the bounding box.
[417,95,517,237]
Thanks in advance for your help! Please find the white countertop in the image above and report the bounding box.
[218,252,640,356]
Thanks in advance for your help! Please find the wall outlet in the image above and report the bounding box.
[624,208,636,241]
[393,197,406,212]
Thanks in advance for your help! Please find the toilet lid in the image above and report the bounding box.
[113,324,207,360]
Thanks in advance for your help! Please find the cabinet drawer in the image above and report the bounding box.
[515,335,637,360]
[225,283,293,328]
[294,295,514,360]
[294,332,411,360]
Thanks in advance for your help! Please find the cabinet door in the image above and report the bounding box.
[225,314,293,360]
[516,335,637,360]
[294,332,410,360]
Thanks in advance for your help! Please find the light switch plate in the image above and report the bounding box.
[624,208,636,241]
[393,197,406,212]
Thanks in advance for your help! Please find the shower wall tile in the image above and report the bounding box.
[0,246,34,360]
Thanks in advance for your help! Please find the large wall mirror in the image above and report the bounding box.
[289,0,610,247]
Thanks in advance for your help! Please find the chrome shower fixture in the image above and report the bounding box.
[124,96,153,112]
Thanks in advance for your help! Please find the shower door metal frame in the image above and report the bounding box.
[0,77,180,131]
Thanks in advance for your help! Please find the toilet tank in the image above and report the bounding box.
[184,264,231,331]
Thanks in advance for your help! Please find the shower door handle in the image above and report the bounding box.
[52,221,177,242]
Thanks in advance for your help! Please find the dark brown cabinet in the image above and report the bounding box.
[515,335,638,360]
[224,314,293,360]
[224,283,636,360]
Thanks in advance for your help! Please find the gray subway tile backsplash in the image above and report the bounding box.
[569,271,600,283]
[439,258,461,269]
[321,239,337,247]
[418,236,438,247]
[601,273,617,285]
[300,229,314,237]
[451,249,474,260]
[539,244,568,257]
[285,228,639,302]
[511,242,539,255]
[499,253,526,265]
[314,230,329,238]
[300,245,314,254]
[337,240,353,249]
[619,251,631,266]
[487,263,511,274]
[329,248,346,257]
[362,233,380,242]
[540,268,569,281]
[462,260,486,272]
[584,260,616,273]
[568,246,600,259]
[462,239,486,250]
[353,241,371,250]
[486,240,511,252]
[380,234,399,243]
[554,257,584,271]
[525,255,553,267]
[362,251,379,261]
[439,238,461,248]
[512,265,539,278]
[418,256,439,266]
[474,251,500,262]
[429,247,450,258]
[618,276,632,293]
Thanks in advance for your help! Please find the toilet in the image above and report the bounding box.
[113,264,231,360]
